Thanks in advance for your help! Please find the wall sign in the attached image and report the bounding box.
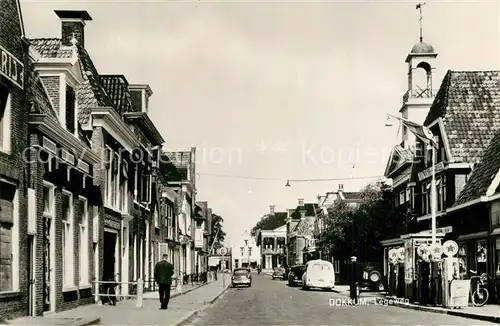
[418,162,444,181]
[104,217,120,230]
[0,45,24,89]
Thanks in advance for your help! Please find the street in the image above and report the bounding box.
[190,273,497,325]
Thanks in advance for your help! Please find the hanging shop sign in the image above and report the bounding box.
[443,240,458,257]
[0,45,24,89]
[429,243,443,261]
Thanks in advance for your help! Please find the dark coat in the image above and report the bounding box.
[348,261,361,285]
[154,260,174,285]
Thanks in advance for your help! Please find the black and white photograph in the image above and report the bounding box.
[1,0,500,324]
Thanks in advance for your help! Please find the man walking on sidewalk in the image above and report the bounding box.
[154,254,174,310]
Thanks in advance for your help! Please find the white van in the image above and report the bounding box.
[301,259,335,291]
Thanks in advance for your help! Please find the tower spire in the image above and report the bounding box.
[416,2,426,42]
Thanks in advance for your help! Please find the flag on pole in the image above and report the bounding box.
[392,116,438,148]
[416,3,421,9]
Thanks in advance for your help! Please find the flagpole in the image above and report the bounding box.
[431,144,437,245]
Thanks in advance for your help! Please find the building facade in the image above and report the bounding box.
[231,230,260,270]
[257,224,286,272]
[0,0,30,319]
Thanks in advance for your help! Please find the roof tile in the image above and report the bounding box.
[454,131,500,206]
[424,70,500,163]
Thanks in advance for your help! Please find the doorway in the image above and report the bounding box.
[42,217,54,312]
[103,231,117,281]
[28,235,35,316]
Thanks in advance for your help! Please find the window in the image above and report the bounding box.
[399,191,405,205]
[248,247,252,256]
[244,240,248,247]
[78,197,89,285]
[0,85,11,152]
[458,244,467,279]
[240,247,244,256]
[65,85,76,134]
[439,176,447,211]
[0,182,16,292]
[120,160,128,213]
[421,181,430,215]
[476,240,487,274]
[62,191,74,287]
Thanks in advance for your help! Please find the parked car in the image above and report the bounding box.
[232,268,252,287]
[272,267,286,280]
[287,265,306,287]
[301,259,335,291]
[360,263,384,292]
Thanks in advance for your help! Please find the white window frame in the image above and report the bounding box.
[78,196,90,286]
[0,85,12,154]
[62,190,74,289]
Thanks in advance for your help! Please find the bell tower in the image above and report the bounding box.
[400,2,438,149]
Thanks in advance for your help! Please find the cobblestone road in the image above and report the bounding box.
[190,273,497,325]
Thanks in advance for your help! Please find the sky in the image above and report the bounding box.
[20,0,499,246]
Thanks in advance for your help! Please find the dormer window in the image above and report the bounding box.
[65,85,76,134]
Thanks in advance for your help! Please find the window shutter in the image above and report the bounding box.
[65,86,76,133]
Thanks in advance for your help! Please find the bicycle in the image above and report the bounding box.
[470,270,489,307]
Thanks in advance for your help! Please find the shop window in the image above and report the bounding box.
[0,84,11,153]
[62,191,74,288]
[496,239,500,277]
[476,240,487,274]
[458,244,467,279]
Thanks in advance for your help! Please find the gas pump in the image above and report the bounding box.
[388,248,400,297]
[441,240,462,308]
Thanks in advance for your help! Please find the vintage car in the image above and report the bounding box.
[301,259,335,291]
[272,267,286,280]
[232,268,252,287]
[287,265,306,287]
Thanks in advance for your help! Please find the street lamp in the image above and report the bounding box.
[385,113,438,245]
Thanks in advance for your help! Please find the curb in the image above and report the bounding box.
[378,296,500,324]
[174,283,231,326]
[145,281,212,300]
[2,317,100,326]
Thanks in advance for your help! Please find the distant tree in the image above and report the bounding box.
[210,213,226,249]
[319,181,407,262]
[250,213,287,238]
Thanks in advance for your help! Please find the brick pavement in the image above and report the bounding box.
[191,274,497,325]
[3,274,231,326]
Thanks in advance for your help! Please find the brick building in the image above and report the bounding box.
[0,0,30,320]
[27,9,104,316]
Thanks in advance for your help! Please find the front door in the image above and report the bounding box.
[28,235,35,316]
[43,217,53,312]
[103,231,117,281]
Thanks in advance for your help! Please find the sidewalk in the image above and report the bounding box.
[3,274,231,326]
[376,293,500,323]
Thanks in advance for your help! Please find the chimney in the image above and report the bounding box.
[300,209,306,219]
[269,205,275,215]
[298,198,304,207]
[55,10,93,48]
[338,184,344,192]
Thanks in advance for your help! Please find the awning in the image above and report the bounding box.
[380,238,404,246]
[457,231,488,242]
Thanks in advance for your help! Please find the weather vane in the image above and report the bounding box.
[416,2,426,42]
